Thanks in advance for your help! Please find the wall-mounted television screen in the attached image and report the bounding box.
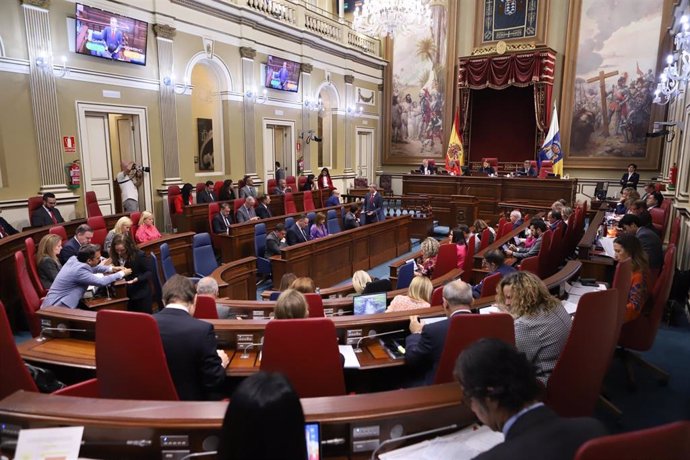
[263,55,300,92]
[75,3,148,66]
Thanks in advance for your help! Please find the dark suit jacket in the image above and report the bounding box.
[516,167,537,177]
[197,190,216,203]
[637,226,663,269]
[154,307,226,401]
[212,213,232,234]
[419,165,436,175]
[344,212,360,230]
[474,406,606,460]
[265,232,286,257]
[122,250,153,302]
[362,192,384,224]
[31,206,64,227]
[37,256,61,289]
[479,166,495,175]
[0,217,18,236]
[287,224,310,245]
[256,204,272,219]
[59,237,81,265]
[620,172,640,190]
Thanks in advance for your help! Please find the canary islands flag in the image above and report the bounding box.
[538,104,563,177]
[445,108,464,175]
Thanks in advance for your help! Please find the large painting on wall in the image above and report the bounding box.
[475,0,547,46]
[383,0,457,165]
[561,0,668,169]
[197,118,214,171]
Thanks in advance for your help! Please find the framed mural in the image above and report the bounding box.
[196,118,214,171]
[560,0,672,170]
[383,0,457,165]
[474,0,548,47]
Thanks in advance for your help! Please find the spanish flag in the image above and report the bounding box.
[445,109,463,175]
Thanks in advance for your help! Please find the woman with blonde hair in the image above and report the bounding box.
[386,275,433,312]
[135,211,162,243]
[104,216,133,256]
[290,277,316,294]
[274,289,309,319]
[36,233,63,289]
[351,270,372,295]
[496,271,571,384]
[417,237,440,277]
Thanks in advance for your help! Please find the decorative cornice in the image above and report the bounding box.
[239,46,256,59]
[20,0,50,8]
[344,74,355,84]
[300,63,313,74]
[153,24,176,40]
[471,41,536,56]
[377,83,384,92]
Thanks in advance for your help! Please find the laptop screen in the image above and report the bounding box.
[353,292,387,315]
[305,422,320,460]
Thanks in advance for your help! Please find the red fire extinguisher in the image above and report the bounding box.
[66,160,81,189]
[669,162,678,188]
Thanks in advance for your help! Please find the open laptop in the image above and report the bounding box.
[353,292,388,315]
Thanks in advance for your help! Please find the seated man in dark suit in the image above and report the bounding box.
[197,180,216,203]
[515,160,537,177]
[509,210,523,230]
[287,214,310,245]
[0,209,18,238]
[265,224,287,258]
[455,339,606,460]
[59,224,93,265]
[505,218,546,263]
[618,213,663,271]
[212,202,233,234]
[472,250,517,298]
[154,275,229,400]
[344,204,360,230]
[419,159,436,175]
[31,192,65,227]
[256,194,272,219]
[405,279,474,386]
[236,196,259,223]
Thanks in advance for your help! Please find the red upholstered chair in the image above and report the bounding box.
[213,181,224,198]
[195,182,205,197]
[433,313,515,384]
[48,225,68,244]
[286,175,297,190]
[518,256,539,275]
[261,318,346,397]
[575,421,690,460]
[530,160,538,170]
[481,157,498,169]
[303,191,315,212]
[430,285,444,306]
[304,293,325,318]
[167,185,181,214]
[208,202,220,232]
[24,237,47,298]
[545,289,619,417]
[496,218,508,239]
[617,245,676,387]
[267,178,277,194]
[611,258,632,329]
[536,229,552,278]
[0,301,39,399]
[284,193,297,214]
[538,160,553,178]
[27,196,43,223]
[433,243,458,280]
[129,211,141,239]
[547,222,564,275]
[649,207,665,235]
[87,216,107,247]
[497,216,506,229]
[193,294,219,320]
[460,236,476,282]
[669,215,681,246]
[499,221,513,240]
[14,251,41,337]
[56,310,179,400]
[298,176,307,191]
[479,227,492,251]
[85,191,102,217]
[479,272,502,298]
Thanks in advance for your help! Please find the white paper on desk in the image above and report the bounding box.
[480,306,502,314]
[14,426,84,460]
[598,237,616,258]
[565,282,608,296]
[338,345,361,369]
[562,299,579,315]
[379,424,503,460]
[422,316,447,325]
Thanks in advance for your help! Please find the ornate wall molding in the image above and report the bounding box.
[239,46,256,59]
[153,24,177,40]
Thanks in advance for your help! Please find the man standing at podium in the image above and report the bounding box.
[362,184,384,224]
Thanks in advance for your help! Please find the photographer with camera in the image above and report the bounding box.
[117,161,147,212]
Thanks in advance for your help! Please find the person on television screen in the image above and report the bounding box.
[278,61,290,90]
[89,17,125,60]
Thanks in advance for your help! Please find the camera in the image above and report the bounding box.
[133,163,150,173]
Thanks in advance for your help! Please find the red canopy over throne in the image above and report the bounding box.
[457,48,556,164]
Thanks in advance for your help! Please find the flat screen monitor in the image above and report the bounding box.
[75,3,148,66]
[264,55,300,92]
[353,292,387,315]
[305,422,321,460]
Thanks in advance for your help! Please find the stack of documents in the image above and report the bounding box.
[562,281,607,314]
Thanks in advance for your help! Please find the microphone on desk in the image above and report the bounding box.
[38,324,87,342]
[354,329,405,353]
[239,341,264,359]
[369,423,459,460]
[179,436,220,460]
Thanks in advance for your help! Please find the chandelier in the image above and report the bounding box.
[352,0,431,39]
[654,15,690,104]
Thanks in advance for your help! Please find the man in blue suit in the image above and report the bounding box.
[405,279,475,386]
[472,250,517,298]
[41,244,130,309]
[325,190,341,207]
[361,184,384,225]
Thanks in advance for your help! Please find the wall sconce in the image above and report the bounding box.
[304,97,324,112]
[162,76,191,95]
[35,55,69,78]
[346,105,363,118]
[245,87,267,104]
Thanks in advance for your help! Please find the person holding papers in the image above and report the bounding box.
[454,339,606,460]
[613,234,650,322]
[504,219,547,262]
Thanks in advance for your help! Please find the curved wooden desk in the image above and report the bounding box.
[0,384,472,459]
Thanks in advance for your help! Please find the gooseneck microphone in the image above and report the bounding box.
[354,329,405,352]
[38,324,87,341]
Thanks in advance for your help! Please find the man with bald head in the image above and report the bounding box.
[116,160,142,212]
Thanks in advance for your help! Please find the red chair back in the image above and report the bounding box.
[284,193,297,214]
[167,185,181,215]
[547,223,564,275]
[430,286,444,306]
[434,313,515,384]
[0,300,39,399]
[304,293,325,318]
[261,318,346,397]
[618,245,676,351]
[213,181,224,198]
[193,294,219,319]
[267,178,277,193]
[27,196,43,223]
[48,226,67,244]
[433,243,457,279]
[95,310,179,400]
[497,216,506,230]
[481,157,498,168]
[575,421,690,460]
[24,237,47,298]
[539,160,553,178]
[286,175,296,189]
[130,211,141,239]
[298,176,307,190]
[14,251,41,337]
[650,207,665,235]
[208,202,220,238]
[479,228,492,250]
[546,289,619,417]
[303,191,315,212]
[518,255,539,275]
[500,221,513,239]
[85,191,102,217]
[479,272,502,297]
[611,257,632,329]
[669,216,681,246]
[87,216,107,247]
[195,182,205,196]
[536,230,552,278]
[461,236,475,282]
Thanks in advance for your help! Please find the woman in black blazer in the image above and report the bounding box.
[110,234,154,314]
[36,233,63,289]
[620,163,640,191]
